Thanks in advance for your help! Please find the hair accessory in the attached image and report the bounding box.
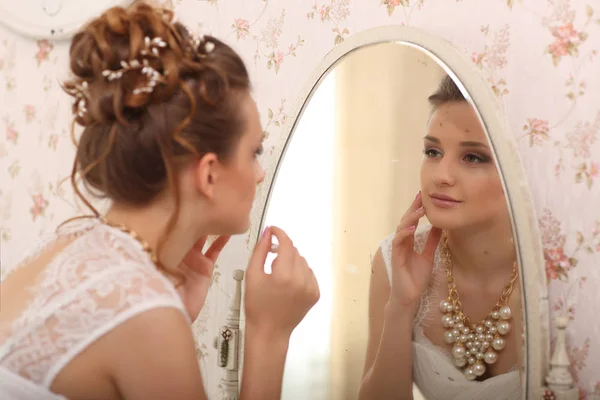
[68,32,215,119]
[65,81,89,118]
[102,58,164,95]
[141,36,167,56]
[192,33,215,55]
[101,36,168,95]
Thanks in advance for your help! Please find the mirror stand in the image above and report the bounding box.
[212,270,244,400]
[542,315,578,400]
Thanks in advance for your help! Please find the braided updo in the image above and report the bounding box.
[61,2,251,279]
[63,2,250,209]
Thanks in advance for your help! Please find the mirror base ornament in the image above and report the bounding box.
[541,315,578,400]
[213,270,245,400]
[218,380,239,400]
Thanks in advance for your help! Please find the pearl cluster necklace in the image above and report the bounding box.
[439,233,519,380]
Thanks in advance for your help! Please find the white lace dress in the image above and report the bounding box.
[379,226,522,400]
[0,218,190,399]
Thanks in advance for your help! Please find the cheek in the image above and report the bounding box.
[254,160,264,182]
[419,164,429,186]
[469,174,505,206]
[244,163,258,194]
[227,166,255,200]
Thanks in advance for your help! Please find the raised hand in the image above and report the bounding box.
[389,192,442,309]
[177,235,230,321]
[244,226,320,339]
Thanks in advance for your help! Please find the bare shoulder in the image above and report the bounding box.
[103,307,205,399]
[371,246,387,279]
[49,261,205,400]
[54,307,207,400]
[369,247,391,309]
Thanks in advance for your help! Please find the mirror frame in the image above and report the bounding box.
[245,25,549,399]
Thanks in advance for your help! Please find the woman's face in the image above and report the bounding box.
[420,101,507,231]
[184,91,265,235]
[212,93,266,234]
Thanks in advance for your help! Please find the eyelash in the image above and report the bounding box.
[423,148,490,164]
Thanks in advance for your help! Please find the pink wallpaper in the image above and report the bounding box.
[1,0,599,397]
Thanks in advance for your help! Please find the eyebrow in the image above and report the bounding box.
[423,135,489,149]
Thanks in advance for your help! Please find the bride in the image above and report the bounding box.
[359,76,522,400]
[0,3,319,400]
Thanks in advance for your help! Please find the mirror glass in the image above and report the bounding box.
[261,42,524,400]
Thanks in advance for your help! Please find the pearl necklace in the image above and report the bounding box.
[439,233,518,380]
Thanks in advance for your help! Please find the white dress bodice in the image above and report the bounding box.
[0,218,189,399]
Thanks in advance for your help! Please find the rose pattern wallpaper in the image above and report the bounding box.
[1,0,599,398]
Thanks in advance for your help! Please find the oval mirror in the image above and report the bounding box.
[255,26,548,400]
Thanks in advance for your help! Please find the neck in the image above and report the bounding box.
[445,218,516,280]
[103,201,204,270]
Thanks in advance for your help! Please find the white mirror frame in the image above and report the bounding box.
[0,0,134,40]
[244,25,549,400]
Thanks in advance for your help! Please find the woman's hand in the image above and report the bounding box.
[177,236,230,321]
[244,226,320,340]
[389,192,442,309]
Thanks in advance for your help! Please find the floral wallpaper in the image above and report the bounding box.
[1,0,599,398]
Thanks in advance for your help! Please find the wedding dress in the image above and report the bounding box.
[0,218,190,399]
[379,225,522,400]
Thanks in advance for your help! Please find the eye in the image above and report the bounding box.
[423,148,442,158]
[463,153,490,164]
[255,145,264,157]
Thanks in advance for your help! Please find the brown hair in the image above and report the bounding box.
[62,2,250,278]
[428,75,465,110]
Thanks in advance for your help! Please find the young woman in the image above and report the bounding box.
[0,3,319,400]
[359,76,522,400]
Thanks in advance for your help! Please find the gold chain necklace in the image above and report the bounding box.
[100,218,158,265]
[439,232,518,380]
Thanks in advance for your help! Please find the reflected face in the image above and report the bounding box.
[420,101,507,231]
[212,92,265,234]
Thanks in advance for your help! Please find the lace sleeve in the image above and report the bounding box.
[1,259,189,388]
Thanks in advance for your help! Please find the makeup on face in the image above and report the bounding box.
[429,192,462,208]
[423,135,492,166]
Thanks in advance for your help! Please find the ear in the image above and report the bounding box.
[193,152,220,199]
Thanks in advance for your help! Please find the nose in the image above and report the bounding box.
[432,157,456,187]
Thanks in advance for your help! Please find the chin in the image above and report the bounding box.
[236,220,252,235]
[229,219,252,236]
[425,210,466,231]
[208,217,250,237]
